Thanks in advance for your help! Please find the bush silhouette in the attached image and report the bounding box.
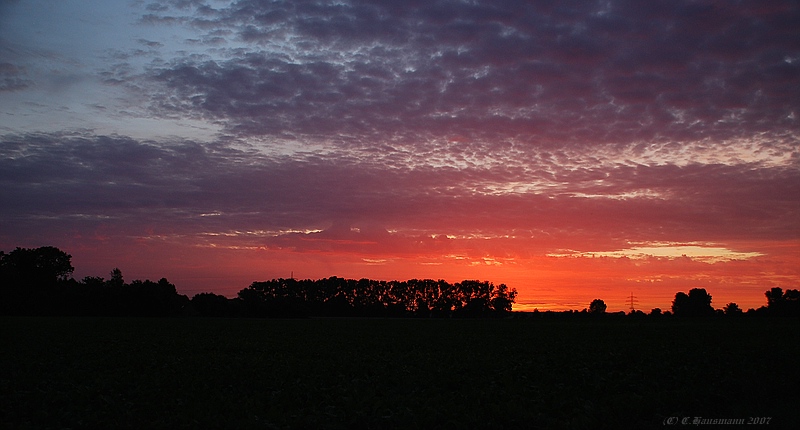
[588,299,607,314]
[671,288,714,316]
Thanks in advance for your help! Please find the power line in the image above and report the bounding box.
[628,292,639,311]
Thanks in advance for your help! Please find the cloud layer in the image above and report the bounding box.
[2,131,796,255]
[137,0,799,149]
[1,0,798,310]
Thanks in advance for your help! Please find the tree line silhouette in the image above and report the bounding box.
[2,246,798,318]
[0,246,516,318]
[543,286,798,318]
[0,247,187,317]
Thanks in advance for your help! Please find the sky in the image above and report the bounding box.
[1,0,798,312]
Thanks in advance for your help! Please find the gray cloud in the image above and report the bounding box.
[131,0,799,150]
[2,132,797,257]
[0,62,32,92]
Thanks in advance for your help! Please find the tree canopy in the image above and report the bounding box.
[764,287,800,316]
[233,277,517,318]
[588,299,607,314]
[671,288,715,317]
[0,246,518,318]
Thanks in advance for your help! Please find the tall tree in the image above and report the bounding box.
[764,287,800,316]
[765,287,784,308]
[672,288,714,316]
[723,302,742,316]
[108,268,125,288]
[1,246,74,286]
[588,299,607,314]
[491,283,518,314]
[0,246,74,315]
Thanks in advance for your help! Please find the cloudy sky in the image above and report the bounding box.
[1,0,798,311]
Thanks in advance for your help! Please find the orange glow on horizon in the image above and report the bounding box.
[60,234,800,315]
[2,0,798,320]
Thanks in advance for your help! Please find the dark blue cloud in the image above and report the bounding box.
[134,0,799,149]
[2,132,797,255]
[2,0,798,261]
[0,62,32,92]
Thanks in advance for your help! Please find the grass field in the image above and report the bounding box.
[2,316,798,429]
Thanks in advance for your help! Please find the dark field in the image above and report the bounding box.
[2,317,798,429]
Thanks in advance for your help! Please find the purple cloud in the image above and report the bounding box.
[1,0,797,306]
[2,131,797,258]
[130,0,798,150]
[0,62,32,92]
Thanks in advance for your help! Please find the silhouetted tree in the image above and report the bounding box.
[0,246,74,315]
[1,246,194,316]
[490,283,517,314]
[588,299,607,314]
[650,308,662,316]
[122,278,182,316]
[671,288,714,316]
[236,279,312,317]
[672,292,690,315]
[786,289,800,316]
[765,287,784,308]
[0,246,73,286]
[108,268,124,288]
[723,302,742,316]
[1,244,521,318]
[764,287,800,316]
[235,276,517,318]
[453,280,510,317]
[191,292,233,317]
[82,276,105,287]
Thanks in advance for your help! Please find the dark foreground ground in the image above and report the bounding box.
[1,316,798,429]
